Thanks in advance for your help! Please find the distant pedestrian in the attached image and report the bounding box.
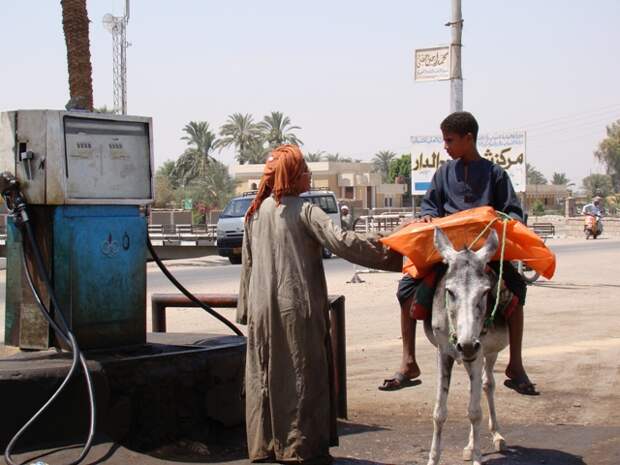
[340,205,353,230]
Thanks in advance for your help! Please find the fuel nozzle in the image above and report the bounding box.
[0,171,19,196]
[0,172,29,225]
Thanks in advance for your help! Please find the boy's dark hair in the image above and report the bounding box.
[440,111,479,141]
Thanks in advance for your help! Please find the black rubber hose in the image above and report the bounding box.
[146,235,244,336]
[4,224,96,465]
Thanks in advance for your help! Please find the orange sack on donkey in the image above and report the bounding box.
[380,206,556,280]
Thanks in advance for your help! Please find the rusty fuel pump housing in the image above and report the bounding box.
[0,110,153,350]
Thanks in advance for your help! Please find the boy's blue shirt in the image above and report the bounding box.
[420,157,524,222]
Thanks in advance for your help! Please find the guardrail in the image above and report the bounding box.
[0,224,218,246]
[148,224,217,245]
[353,213,413,234]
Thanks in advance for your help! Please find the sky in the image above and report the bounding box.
[2,0,619,187]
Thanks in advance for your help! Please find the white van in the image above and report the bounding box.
[217,189,341,264]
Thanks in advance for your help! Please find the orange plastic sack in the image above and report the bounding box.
[380,206,556,280]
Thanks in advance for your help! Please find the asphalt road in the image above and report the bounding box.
[2,238,620,464]
[0,239,617,321]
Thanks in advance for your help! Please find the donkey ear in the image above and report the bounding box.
[434,227,456,263]
[475,229,499,264]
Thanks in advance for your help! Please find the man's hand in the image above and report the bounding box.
[415,215,433,223]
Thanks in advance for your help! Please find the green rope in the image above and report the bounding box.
[446,210,513,340]
[468,217,498,250]
[485,215,509,327]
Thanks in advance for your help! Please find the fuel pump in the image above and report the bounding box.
[0,110,242,464]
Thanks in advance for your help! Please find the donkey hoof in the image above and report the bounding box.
[494,437,506,452]
[462,448,473,461]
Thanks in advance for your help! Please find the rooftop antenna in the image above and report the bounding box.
[102,0,130,114]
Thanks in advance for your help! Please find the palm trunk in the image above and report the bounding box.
[61,0,94,111]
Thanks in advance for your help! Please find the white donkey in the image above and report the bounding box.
[424,227,509,465]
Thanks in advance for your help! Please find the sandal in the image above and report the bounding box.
[378,372,421,391]
[504,378,539,396]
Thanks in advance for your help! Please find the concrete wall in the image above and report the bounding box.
[529,215,620,238]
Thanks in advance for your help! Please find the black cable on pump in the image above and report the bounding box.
[1,173,96,465]
[146,235,244,336]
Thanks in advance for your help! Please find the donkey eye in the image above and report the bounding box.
[446,289,456,302]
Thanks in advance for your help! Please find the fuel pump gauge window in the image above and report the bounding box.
[64,116,151,200]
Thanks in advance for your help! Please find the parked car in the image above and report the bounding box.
[217,189,341,264]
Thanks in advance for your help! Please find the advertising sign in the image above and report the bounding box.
[414,46,451,81]
[410,131,527,194]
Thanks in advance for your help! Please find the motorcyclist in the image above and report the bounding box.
[582,196,604,235]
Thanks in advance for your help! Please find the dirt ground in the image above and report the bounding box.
[3,238,620,464]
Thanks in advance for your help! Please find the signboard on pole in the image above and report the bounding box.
[410,131,527,194]
[414,46,451,82]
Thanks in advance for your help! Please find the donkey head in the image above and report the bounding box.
[434,227,499,361]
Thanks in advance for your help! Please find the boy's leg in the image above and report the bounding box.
[505,304,539,395]
[399,297,420,380]
[378,298,420,390]
[490,262,538,395]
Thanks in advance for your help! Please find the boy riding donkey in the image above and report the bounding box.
[379,111,538,396]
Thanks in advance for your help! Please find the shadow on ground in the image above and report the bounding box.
[485,445,586,465]
[338,420,390,437]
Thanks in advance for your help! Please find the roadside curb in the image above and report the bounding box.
[148,256,231,269]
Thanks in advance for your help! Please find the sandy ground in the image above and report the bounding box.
[2,238,620,464]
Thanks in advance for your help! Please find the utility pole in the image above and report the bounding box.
[447,0,463,112]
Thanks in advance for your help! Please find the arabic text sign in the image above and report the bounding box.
[410,132,527,194]
[414,46,450,82]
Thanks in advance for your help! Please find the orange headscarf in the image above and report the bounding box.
[245,145,308,221]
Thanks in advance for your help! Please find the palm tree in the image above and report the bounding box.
[61,0,94,111]
[305,151,324,162]
[242,138,270,164]
[551,172,574,187]
[526,163,547,185]
[372,150,397,181]
[324,153,352,163]
[216,113,263,163]
[258,111,303,147]
[180,161,238,210]
[181,121,218,175]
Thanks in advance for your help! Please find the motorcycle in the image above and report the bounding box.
[584,214,602,239]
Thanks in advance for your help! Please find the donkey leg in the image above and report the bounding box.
[427,352,454,465]
[483,352,506,452]
[462,358,484,465]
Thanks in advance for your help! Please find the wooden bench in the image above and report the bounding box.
[151,293,348,419]
[531,222,555,239]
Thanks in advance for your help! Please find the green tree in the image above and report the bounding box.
[551,172,573,186]
[258,111,303,147]
[595,119,620,190]
[582,173,614,198]
[526,163,547,185]
[61,0,93,111]
[242,138,270,164]
[176,160,237,211]
[388,153,412,197]
[170,122,218,186]
[372,150,397,181]
[216,113,263,164]
[531,200,545,216]
[181,121,218,176]
[156,159,180,188]
[304,151,324,162]
[153,175,175,208]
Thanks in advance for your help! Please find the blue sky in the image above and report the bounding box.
[2,1,619,186]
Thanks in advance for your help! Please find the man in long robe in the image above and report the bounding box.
[237,145,401,464]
